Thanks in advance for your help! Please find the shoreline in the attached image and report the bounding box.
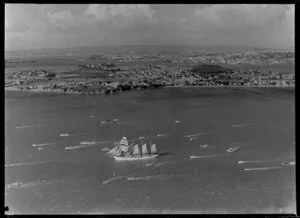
[164,85,295,88]
[5,85,295,95]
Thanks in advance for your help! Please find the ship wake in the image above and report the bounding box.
[238,159,280,164]
[102,176,127,185]
[5,160,54,167]
[60,133,87,137]
[65,145,94,150]
[127,173,193,181]
[183,131,214,138]
[232,122,258,128]
[103,173,194,184]
[190,155,216,159]
[6,179,62,190]
[146,161,177,168]
[244,166,282,171]
[16,124,44,129]
[33,142,63,147]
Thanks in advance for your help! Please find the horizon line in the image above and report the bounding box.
[5,44,294,53]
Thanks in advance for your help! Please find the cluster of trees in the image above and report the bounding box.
[190,64,228,73]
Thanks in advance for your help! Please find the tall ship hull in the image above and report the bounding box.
[113,154,159,161]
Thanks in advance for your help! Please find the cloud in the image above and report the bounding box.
[47,10,74,28]
[283,5,295,45]
[180,4,294,48]
[192,4,288,31]
[4,4,294,51]
[84,4,157,26]
[5,22,29,33]
[5,4,50,32]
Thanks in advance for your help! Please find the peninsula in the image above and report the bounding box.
[5,47,295,95]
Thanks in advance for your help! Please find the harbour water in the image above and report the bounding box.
[5,87,295,214]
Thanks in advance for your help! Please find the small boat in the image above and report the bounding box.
[200,144,208,148]
[282,161,295,166]
[100,118,119,125]
[189,136,199,141]
[157,133,168,137]
[175,120,182,124]
[100,120,109,125]
[106,137,159,161]
[226,146,239,153]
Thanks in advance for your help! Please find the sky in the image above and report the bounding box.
[5,4,295,51]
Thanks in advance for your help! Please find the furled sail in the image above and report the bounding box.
[150,144,157,154]
[107,145,119,155]
[107,146,122,156]
[132,144,140,155]
[114,147,122,156]
[120,137,128,146]
[142,143,148,154]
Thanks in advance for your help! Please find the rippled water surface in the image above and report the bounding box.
[5,87,295,214]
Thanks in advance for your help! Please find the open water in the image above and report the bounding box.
[5,87,295,214]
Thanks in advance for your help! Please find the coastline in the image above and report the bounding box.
[5,87,80,95]
[5,84,295,95]
[164,85,295,88]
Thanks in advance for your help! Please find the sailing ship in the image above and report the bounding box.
[106,137,159,161]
